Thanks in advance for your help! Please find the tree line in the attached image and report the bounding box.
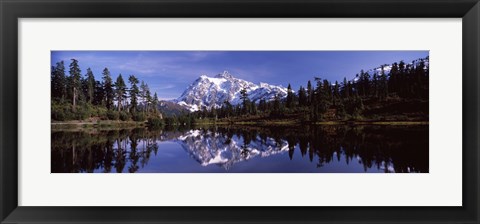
[51,56,429,124]
[194,56,429,122]
[51,59,161,122]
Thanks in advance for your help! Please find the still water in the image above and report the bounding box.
[51,125,428,173]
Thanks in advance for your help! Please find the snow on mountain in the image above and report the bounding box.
[352,57,429,83]
[363,64,393,77]
[175,71,288,112]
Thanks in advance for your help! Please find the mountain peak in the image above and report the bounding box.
[215,71,234,79]
[176,71,288,112]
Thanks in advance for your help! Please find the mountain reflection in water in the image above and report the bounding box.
[51,125,428,173]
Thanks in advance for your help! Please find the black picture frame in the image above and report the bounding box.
[1,0,479,223]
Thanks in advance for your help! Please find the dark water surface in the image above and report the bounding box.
[51,125,428,173]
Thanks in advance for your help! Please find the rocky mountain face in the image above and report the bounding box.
[174,71,288,112]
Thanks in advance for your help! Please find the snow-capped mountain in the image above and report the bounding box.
[175,71,288,112]
[353,57,429,82]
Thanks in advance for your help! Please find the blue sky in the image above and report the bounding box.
[51,51,428,100]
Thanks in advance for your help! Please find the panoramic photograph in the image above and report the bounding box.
[51,51,429,173]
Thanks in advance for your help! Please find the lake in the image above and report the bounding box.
[51,125,428,173]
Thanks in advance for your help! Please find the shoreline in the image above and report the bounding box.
[51,119,428,130]
[51,120,146,130]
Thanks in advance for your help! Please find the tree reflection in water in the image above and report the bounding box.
[51,125,428,173]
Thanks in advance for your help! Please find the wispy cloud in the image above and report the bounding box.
[149,84,176,90]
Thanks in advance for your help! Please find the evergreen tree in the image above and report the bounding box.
[93,81,104,106]
[69,59,82,111]
[152,92,159,114]
[286,83,294,109]
[307,80,313,106]
[358,70,370,97]
[140,81,150,114]
[379,65,389,99]
[85,68,95,104]
[102,68,114,110]
[145,89,152,113]
[389,62,399,94]
[313,77,330,120]
[240,88,249,114]
[114,74,127,112]
[333,81,340,105]
[128,75,140,113]
[272,94,281,115]
[342,77,350,98]
[140,81,146,111]
[398,60,406,97]
[372,72,379,98]
[51,61,66,102]
[323,79,332,102]
[406,63,415,97]
[298,86,307,107]
[250,101,257,115]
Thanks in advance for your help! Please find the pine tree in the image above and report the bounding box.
[128,75,140,113]
[307,80,313,106]
[273,94,281,115]
[286,83,294,109]
[323,79,332,103]
[379,65,389,99]
[240,88,249,114]
[342,77,350,98]
[85,68,95,104]
[145,89,152,114]
[313,77,330,120]
[93,81,104,106]
[372,72,379,98]
[359,70,370,97]
[114,74,127,112]
[51,61,66,102]
[69,59,82,111]
[333,81,340,106]
[102,68,114,110]
[406,63,415,98]
[250,101,257,115]
[152,92,159,114]
[413,59,425,97]
[298,86,307,107]
[140,81,150,115]
[389,62,399,94]
[398,60,406,97]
